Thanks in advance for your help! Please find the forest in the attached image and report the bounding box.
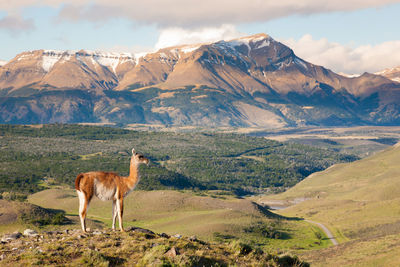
[0,124,358,196]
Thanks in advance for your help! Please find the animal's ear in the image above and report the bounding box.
[132,148,136,155]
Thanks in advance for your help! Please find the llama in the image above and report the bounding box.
[75,148,149,232]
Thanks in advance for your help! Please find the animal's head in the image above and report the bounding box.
[131,148,149,165]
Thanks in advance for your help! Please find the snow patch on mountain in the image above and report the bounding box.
[375,65,400,82]
[181,45,200,54]
[134,52,148,64]
[294,58,308,70]
[0,60,7,66]
[338,72,361,78]
[42,52,63,72]
[257,40,270,49]
[375,66,400,76]
[39,50,137,72]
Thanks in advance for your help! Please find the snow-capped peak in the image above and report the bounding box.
[338,72,361,78]
[375,66,400,76]
[0,60,8,67]
[375,66,400,83]
[40,50,136,73]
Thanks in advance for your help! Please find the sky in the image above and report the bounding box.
[1,0,400,74]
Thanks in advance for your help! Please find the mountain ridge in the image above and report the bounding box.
[1,33,400,127]
[376,66,400,83]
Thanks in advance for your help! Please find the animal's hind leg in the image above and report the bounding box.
[77,190,88,232]
[112,199,118,230]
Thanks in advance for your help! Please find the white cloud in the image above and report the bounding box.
[0,15,35,34]
[1,0,399,27]
[155,25,244,49]
[281,34,400,74]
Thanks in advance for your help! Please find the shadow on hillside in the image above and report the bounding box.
[252,202,303,221]
[66,214,105,228]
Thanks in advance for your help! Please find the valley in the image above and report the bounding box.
[1,0,399,264]
[255,141,400,265]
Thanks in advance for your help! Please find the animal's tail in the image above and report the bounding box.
[75,173,84,191]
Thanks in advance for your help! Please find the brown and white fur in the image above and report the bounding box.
[75,148,149,232]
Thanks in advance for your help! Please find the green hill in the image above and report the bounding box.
[0,199,67,232]
[27,189,329,251]
[258,143,400,266]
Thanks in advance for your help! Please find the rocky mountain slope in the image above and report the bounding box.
[1,33,400,126]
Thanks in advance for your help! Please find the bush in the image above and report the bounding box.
[2,192,28,202]
[19,205,67,226]
[80,250,110,267]
[229,240,253,256]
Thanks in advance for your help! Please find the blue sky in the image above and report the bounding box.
[1,1,400,74]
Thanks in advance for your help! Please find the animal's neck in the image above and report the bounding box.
[127,158,139,188]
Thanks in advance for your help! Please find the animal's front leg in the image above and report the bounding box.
[112,199,117,230]
[117,198,124,232]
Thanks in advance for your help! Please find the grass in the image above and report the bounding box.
[26,188,329,252]
[79,152,103,160]
[301,233,400,266]
[257,144,400,265]
[0,228,310,266]
[0,199,70,234]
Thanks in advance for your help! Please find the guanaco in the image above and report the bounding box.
[75,148,149,232]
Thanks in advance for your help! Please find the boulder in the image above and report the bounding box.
[165,247,179,257]
[127,227,155,235]
[23,229,38,237]
[1,231,22,242]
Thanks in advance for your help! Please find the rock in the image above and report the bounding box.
[172,234,182,239]
[11,232,23,239]
[2,231,23,242]
[159,233,170,238]
[23,229,38,237]
[45,231,62,235]
[127,227,155,235]
[165,247,179,257]
[77,234,86,239]
[92,230,102,235]
[189,235,197,242]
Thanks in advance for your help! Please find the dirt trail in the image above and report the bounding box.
[306,220,338,246]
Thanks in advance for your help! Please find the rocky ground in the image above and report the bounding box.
[0,227,309,266]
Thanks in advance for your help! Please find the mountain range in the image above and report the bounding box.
[1,33,400,127]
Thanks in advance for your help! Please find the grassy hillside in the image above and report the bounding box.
[27,189,330,252]
[257,144,400,265]
[0,227,309,266]
[0,124,356,195]
[0,199,67,233]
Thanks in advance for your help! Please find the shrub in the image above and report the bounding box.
[80,250,110,267]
